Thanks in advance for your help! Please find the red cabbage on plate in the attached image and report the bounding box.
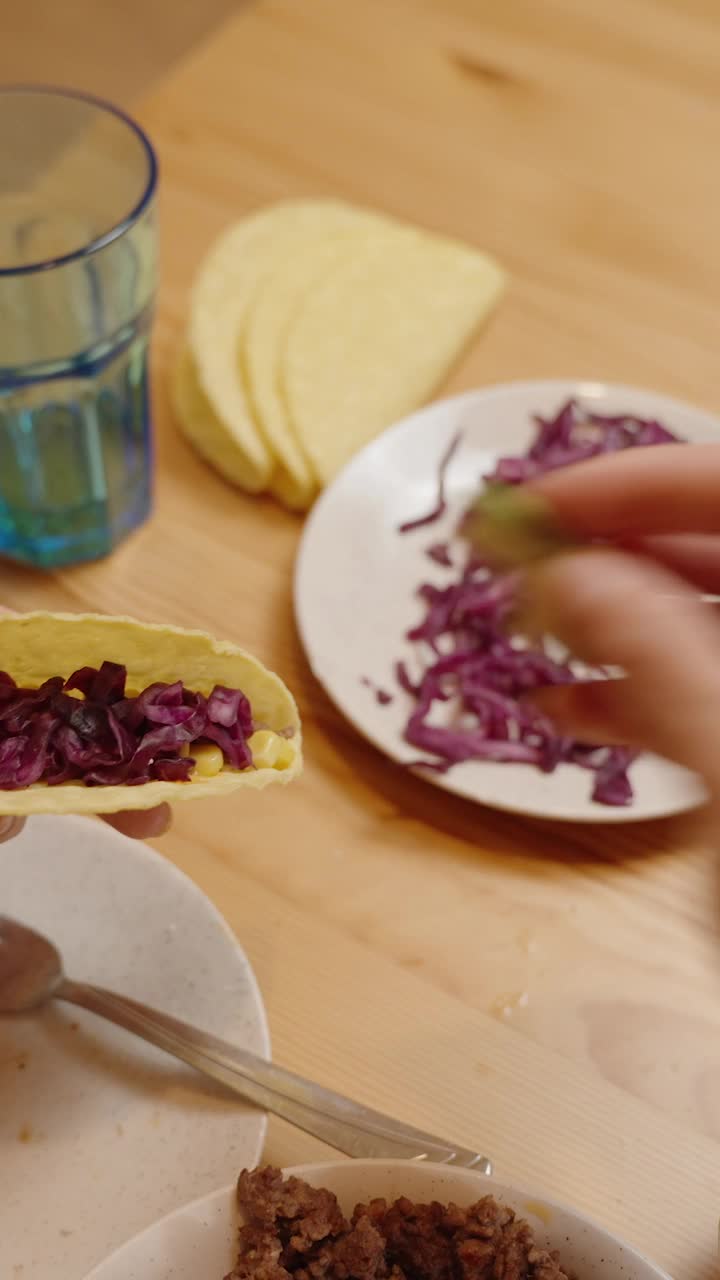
[388,399,683,806]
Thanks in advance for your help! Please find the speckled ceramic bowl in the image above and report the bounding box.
[83,1159,671,1279]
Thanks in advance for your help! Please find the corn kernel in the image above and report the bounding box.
[191,743,224,779]
[248,729,293,770]
[274,738,295,770]
[247,729,282,769]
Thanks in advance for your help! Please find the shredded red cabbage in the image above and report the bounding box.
[425,542,453,567]
[487,398,679,486]
[397,432,461,533]
[0,662,256,789]
[394,398,683,805]
[361,677,394,706]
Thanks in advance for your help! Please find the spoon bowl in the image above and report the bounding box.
[0,915,64,1011]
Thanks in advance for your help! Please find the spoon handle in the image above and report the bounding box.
[56,977,491,1172]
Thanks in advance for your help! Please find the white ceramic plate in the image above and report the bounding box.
[0,815,269,1280]
[295,379,719,822]
[82,1158,670,1280]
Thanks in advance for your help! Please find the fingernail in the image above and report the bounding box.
[0,817,21,841]
[509,577,552,642]
[508,598,546,644]
[524,553,593,631]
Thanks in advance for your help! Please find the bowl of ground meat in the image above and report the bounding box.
[82,1160,671,1280]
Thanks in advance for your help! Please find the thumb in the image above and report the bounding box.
[0,817,25,842]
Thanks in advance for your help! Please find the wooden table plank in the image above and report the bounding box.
[167,824,720,1280]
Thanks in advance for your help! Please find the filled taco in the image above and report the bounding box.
[0,612,301,815]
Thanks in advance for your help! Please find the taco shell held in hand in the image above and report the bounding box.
[0,612,301,816]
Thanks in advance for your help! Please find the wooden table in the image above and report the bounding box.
[5,1,720,1274]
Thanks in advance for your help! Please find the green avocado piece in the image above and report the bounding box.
[464,485,580,568]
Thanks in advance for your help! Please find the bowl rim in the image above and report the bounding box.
[82,1158,672,1280]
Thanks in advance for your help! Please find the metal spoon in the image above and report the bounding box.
[0,915,492,1172]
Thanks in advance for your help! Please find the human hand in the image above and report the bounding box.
[0,805,172,844]
[523,443,720,796]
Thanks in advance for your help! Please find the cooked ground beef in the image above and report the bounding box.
[226,1167,572,1280]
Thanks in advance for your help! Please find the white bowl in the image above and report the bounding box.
[83,1159,670,1279]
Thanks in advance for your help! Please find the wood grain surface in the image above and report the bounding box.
[3,1,720,1275]
[0,0,241,105]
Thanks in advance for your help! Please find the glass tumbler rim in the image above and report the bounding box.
[0,83,158,279]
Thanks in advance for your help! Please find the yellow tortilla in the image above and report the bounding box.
[0,612,301,816]
[185,199,371,500]
[172,345,266,491]
[283,226,505,483]
[243,219,386,510]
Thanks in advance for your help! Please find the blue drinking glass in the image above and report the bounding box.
[0,86,158,568]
